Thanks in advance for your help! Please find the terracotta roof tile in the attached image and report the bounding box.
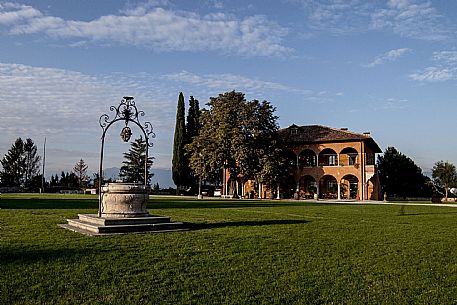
[279,125,381,152]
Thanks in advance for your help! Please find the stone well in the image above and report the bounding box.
[100,182,149,218]
[61,183,187,235]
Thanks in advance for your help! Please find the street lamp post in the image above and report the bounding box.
[198,176,202,200]
[197,153,203,199]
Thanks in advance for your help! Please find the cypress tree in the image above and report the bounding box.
[186,96,200,140]
[172,92,187,192]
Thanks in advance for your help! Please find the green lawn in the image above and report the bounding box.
[1,195,457,304]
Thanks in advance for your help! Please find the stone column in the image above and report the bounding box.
[337,182,341,200]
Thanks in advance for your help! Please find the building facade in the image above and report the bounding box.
[279,124,382,200]
[222,124,382,201]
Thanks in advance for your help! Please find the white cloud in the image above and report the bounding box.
[297,0,449,40]
[409,67,454,82]
[0,62,179,173]
[409,50,457,82]
[0,2,291,57]
[162,70,312,96]
[432,51,457,63]
[300,0,374,34]
[364,47,411,67]
[0,2,41,25]
[371,0,448,40]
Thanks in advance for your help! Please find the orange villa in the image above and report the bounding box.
[222,124,382,201]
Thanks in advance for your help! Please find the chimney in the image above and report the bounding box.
[340,127,348,131]
[363,132,371,136]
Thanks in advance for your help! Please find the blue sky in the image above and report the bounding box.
[1,0,457,180]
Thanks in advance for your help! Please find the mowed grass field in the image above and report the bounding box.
[1,195,457,304]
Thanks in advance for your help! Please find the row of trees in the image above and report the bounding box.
[377,147,457,200]
[172,91,285,195]
[0,135,153,190]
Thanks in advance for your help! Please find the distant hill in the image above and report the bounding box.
[150,168,174,188]
[100,167,174,188]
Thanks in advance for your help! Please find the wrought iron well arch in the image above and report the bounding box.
[98,96,155,217]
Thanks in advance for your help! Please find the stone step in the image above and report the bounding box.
[61,215,187,236]
[78,214,171,226]
[66,218,100,233]
[98,222,186,234]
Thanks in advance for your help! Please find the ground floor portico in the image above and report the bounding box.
[283,173,378,200]
[222,171,379,201]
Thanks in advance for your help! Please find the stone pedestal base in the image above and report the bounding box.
[60,183,187,235]
[60,214,187,236]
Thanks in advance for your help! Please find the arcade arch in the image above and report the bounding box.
[319,175,338,199]
[340,147,358,166]
[298,149,317,167]
[341,174,359,199]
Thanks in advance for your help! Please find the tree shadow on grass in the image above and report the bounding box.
[188,219,310,230]
[0,198,304,210]
[150,200,303,210]
[0,247,105,266]
[0,198,98,210]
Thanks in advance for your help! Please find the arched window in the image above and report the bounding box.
[318,148,338,166]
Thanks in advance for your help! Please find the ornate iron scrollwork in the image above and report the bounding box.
[98,96,156,143]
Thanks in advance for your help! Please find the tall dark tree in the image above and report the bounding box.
[185,95,201,191]
[23,138,41,187]
[432,161,457,200]
[119,136,154,184]
[377,147,431,198]
[73,159,89,188]
[0,137,41,187]
[186,96,200,140]
[172,92,187,192]
[0,138,25,186]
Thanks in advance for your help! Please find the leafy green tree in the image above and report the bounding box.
[377,147,431,198]
[186,91,285,196]
[23,138,41,187]
[119,136,154,184]
[432,161,457,200]
[73,159,89,188]
[0,137,41,187]
[172,92,187,192]
[0,138,25,186]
